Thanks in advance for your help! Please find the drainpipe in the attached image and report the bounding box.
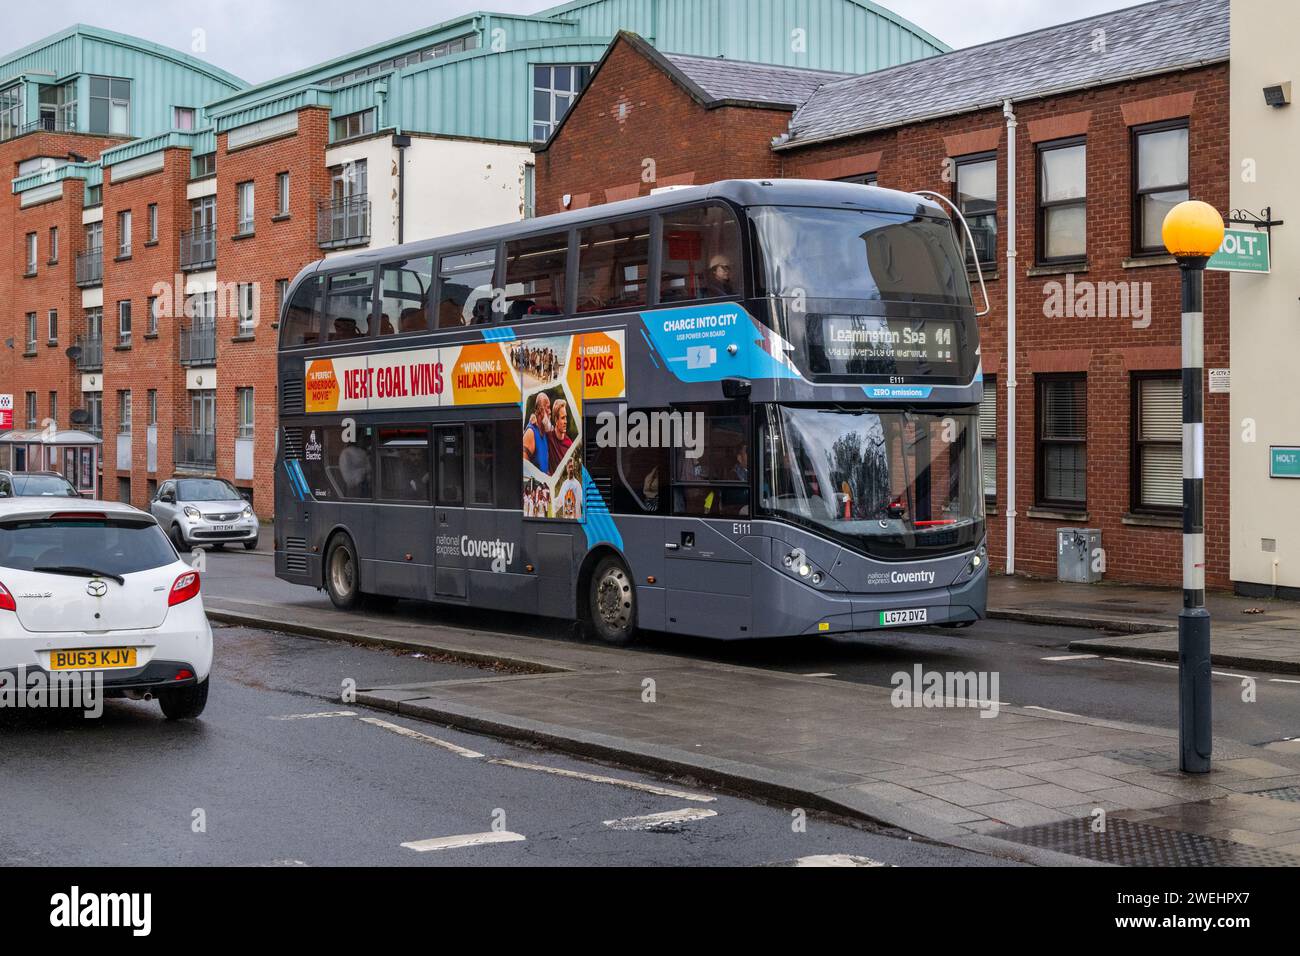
[392,133,410,244]
[1002,98,1018,577]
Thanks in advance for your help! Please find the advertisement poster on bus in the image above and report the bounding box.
[515,330,626,521]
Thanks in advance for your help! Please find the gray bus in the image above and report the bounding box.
[275,179,987,643]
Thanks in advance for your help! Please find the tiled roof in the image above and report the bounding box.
[784,0,1228,146]
[664,52,851,109]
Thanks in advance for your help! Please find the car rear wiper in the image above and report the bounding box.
[33,566,126,586]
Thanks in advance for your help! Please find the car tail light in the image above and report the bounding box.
[168,571,201,607]
[175,669,194,681]
[0,581,14,612]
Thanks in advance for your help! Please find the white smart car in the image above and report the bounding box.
[0,499,213,719]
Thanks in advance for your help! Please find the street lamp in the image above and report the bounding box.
[1162,199,1225,774]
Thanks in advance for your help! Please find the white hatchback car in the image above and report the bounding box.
[0,499,212,719]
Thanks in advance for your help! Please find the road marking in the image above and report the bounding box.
[1025,705,1086,719]
[1269,679,1300,685]
[488,758,716,802]
[358,717,484,759]
[401,831,525,852]
[785,854,888,867]
[1212,670,1249,680]
[1104,657,1178,670]
[603,808,718,831]
[802,672,836,678]
[271,711,357,720]
[1041,654,1098,662]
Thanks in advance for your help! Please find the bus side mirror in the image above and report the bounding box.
[722,377,751,399]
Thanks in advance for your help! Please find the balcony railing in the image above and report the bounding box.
[174,430,216,472]
[180,226,216,271]
[0,115,77,142]
[179,320,217,367]
[75,248,103,287]
[318,195,370,249]
[75,334,103,372]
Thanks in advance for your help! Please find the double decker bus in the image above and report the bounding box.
[275,180,987,643]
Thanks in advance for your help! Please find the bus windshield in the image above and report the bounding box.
[759,405,984,560]
[750,206,970,305]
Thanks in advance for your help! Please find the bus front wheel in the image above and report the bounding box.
[325,534,362,610]
[589,557,637,645]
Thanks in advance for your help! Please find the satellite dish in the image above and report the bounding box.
[66,345,82,361]
[70,409,90,425]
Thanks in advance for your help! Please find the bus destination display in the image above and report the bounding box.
[808,316,960,374]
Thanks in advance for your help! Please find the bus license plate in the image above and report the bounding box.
[51,648,137,670]
[879,609,927,626]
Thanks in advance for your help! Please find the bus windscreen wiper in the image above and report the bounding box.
[33,566,126,586]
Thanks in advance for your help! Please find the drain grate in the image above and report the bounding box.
[997,817,1300,867]
[1254,786,1300,804]
[1102,748,1178,770]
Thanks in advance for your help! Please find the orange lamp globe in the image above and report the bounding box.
[1162,200,1225,259]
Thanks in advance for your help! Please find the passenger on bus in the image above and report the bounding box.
[338,444,372,498]
[702,255,735,297]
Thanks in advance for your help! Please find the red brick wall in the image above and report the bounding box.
[535,38,791,217]
[214,107,333,511]
[98,147,191,508]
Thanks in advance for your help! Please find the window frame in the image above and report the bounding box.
[117,299,132,346]
[236,181,255,236]
[530,63,593,142]
[47,309,58,345]
[1129,371,1183,515]
[147,203,158,243]
[48,226,59,264]
[117,209,132,258]
[25,232,37,274]
[980,374,997,506]
[1131,119,1190,256]
[668,403,752,518]
[1036,136,1087,266]
[1034,372,1088,511]
[275,171,290,217]
[952,151,998,270]
[236,387,255,440]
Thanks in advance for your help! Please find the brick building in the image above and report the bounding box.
[3,1,944,513]
[534,0,1233,587]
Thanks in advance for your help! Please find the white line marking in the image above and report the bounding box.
[603,808,718,830]
[488,758,716,802]
[1041,654,1099,662]
[401,831,525,852]
[802,672,836,678]
[271,711,357,720]
[1104,657,1178,670]
[1269,679,1300,685]
[1212,670,1249,680]
[1025,705,1086,719]
[789,854,887,867]
[358,717,484,759]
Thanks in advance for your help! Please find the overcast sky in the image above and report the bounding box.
[7,0,1144,83]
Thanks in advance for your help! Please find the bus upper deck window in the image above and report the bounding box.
[503,232,569,321]
[660,205,742,304]
[381,257,434,335]
[437,248,497,328]
[279,276,324,348]
[576,218,650,312]
[325,270,375,341]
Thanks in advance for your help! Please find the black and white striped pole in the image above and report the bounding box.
[1162,200,1225,774]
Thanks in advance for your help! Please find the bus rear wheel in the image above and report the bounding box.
[325,534,362,610]
[589,557,637,645]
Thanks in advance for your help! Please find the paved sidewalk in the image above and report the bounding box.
[208,594,1300,866]
[989,575,1300,674]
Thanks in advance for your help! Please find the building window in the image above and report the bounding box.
[117,210,132,258]
[1,82,23,141]
[276,279,289,313]
[47,309,57,344]
[980,376,997,503]
[89,76,131,135]
[118,390,132,434]
[531,64,593,142]
[25,232,37,274]
[25,392,37,429]
[1132,374,1182,513]
[237,387,254,439]
[85,220,103,253]
[174,106,196,130]
[1036,374,1087,509]
[147,203,158,243]
[237,283,257,334]
[836,173,878,186]
[49,226,59,263]
[48,391,57,427]
[1133,121,1189,255]
[24,313,37,353]
[276,171,290,216]
[84,393,103,438]
[148,389,158,426]
[118,300,132,346]
[147,296,160,335]
[954,153,997,269]
[1037,138,1086,263]
[331,109,375,141]
[192,152,216,179]
[236,181,254,235]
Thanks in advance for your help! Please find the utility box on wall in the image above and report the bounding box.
[1058,528,1104,584]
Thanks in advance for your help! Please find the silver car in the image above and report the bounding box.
[151,477,259,551]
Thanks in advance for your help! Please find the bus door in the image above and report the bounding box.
[433,425,468,600]
[368,425,435,601]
